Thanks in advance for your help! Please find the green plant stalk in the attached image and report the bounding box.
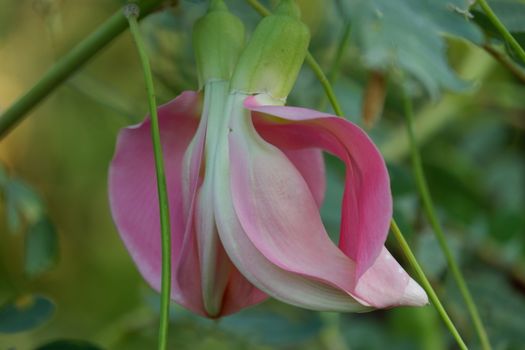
[390,221,468,350]
[402,93,491,350]
[0,0,165,140]
[245,0,344,116]
[476,0,525,65]
[125,6,171,350]
[246,1,470,348]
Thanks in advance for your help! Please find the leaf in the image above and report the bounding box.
[217,305,323,346]
[416,229,462,279]
[5,180,44,226]
[0,294,55,333]
[25,217,59,278]
[387,163,415,197]
[35,339,104,350]
[338,0,483,97]
[447,271,525,349]
[160,298,322,347]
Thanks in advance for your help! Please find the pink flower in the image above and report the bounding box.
[108,85,428,318]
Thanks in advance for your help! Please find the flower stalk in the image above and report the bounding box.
[125,5,172,350]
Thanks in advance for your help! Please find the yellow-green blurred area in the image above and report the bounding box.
[0,0,525,349]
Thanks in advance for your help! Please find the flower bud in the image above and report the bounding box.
[192,0,245,87]
[231,0,310,100]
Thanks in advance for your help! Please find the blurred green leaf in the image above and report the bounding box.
[0,294,55,333]
[339,0,483,97]
[5,180,44,227]
[217,306,323,347]
[341,313,420,350]
[388,163,415,197]
[35,339,104,350]
[448,271,525,349]
[25,216,59,278]
[416,229,462,279]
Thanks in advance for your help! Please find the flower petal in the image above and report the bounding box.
[109,91,205,312]
[209,93,367,312]
[242,94,426,308]
[213,129,367,311]
[246,95,391,278]
[355,248,428,307]
[259,137,325,208]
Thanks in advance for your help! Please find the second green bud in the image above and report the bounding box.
[231,0,310,100]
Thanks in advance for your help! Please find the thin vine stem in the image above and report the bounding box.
[402,92,492,350]
[476,0,525,65]
[390,220,468,350]
[0,0,164,140]
[125,5,171,350]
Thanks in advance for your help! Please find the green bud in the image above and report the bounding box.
[192,0,245,87]
[231,0,310,100]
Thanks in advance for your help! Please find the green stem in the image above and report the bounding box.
[0,0,164,140]
[390,220,468,350]
[402,93,491,350]
[125,5,171,350]
[245,0,344,117]
[476,0,525,64]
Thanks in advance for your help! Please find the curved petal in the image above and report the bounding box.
[109,92,204,312]
[213,103,368,311]
[239,94,427,307]
[247,95,391,278]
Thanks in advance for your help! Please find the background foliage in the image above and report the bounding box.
[0,0,524,349]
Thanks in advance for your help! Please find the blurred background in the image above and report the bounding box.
[0,0,524,349]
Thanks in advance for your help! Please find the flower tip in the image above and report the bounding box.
[401,278,429,307]
[275,0,301,19]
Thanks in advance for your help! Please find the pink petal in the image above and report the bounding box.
[109,91,204,312]
[247,95,391,278]
[355,248,428,307]
[213,124,368,311]
[261,140,325,208]
[228,96,360,299]
[232,94,426,308]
